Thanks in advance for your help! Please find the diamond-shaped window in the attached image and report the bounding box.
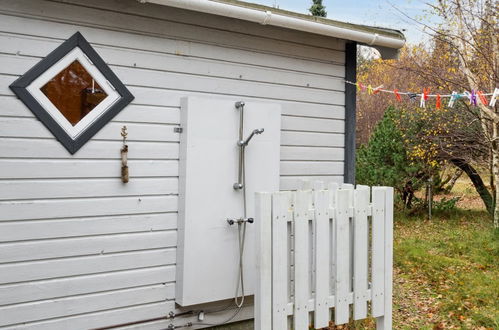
[41,60,108,126]
[10,32,134,154]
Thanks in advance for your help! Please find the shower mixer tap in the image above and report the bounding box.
[226,217,254,226]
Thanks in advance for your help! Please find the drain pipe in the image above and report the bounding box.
[137,0,405,54]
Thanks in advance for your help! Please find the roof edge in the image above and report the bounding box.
[138,0,405,58]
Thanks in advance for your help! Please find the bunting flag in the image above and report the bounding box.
[346,80,498,109]
[420,88,430,108]
[477,91,488,105]
[394,89,401,102]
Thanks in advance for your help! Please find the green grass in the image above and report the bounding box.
[394,210,499,329]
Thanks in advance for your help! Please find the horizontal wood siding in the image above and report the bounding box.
[0,0,346,328]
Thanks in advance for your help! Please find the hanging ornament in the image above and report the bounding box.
[436,94,441,109]
[367,84,373,95]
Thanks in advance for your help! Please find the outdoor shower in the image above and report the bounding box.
[227,100,265,309]
[176,96,280,309]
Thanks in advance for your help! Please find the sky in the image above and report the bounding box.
[249,0,433,44]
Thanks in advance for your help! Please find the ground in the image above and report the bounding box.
[214,178,499,330]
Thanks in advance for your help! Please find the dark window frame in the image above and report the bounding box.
[10,32,134,154]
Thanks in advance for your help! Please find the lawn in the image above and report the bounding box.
[392,210,498,329]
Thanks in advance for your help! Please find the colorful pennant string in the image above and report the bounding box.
[346,80,498,109]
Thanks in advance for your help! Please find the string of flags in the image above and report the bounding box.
[347,80,499,109]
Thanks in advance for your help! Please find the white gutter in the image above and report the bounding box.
[137,0,405,51]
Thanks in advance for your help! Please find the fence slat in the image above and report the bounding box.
[313,190,330,328]
[376,187,394,330]
[328,182,338,297]
[334,189,350,325]
[371,187,386,317]
[353,187,369,320]
[272,192,291,330]
[293,190,312,329]
[255,192,272,330]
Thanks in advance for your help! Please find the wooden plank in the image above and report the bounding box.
[313,189,330,328]
[281,131,345,147]
[0,213,176,242]
[0,284,173,326]
[328,182,339,298]
[0,159,179,179]
[280,146,345,161]
[280,161,343,176]
[280,176,343,192]
[0,195,178,221]
[376,187,394,330]
[0,177,177,200]
[0,138,179,160]
[272,192,291,330]
[255,192,272,330]
[112,66,344,105]
[293,190,312,329]
[282,116,345,133]
[17,301,174,330]
[0,231,177,264]
[371,187,386,317]
[127,85,345,118]
[0,117,180,142]
[0,249,175,284]
[334,189,350,325]
[353,187,369,320]
[0,266,175,306]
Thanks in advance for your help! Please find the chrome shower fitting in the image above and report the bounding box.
[226,217,254,226]
[233,101,264,190]
[238,128,265,147]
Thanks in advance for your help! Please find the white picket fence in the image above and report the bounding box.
[254,183,394,329]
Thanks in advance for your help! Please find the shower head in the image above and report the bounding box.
[254,128,264,134]
[239,128,265,146]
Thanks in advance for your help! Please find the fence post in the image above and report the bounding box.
[255,192,272,330]
[376,187,394,330]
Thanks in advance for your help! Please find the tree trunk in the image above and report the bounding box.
[444,169,463,192]
[450,158,494,216]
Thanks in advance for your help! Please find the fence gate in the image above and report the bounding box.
[254,183,394,329]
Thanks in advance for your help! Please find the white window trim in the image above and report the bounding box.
[26,47,120,139]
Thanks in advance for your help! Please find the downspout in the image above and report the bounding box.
[137,0,405,57]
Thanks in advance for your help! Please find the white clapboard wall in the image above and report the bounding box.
[255,183,394,329]
[0,0,346,328]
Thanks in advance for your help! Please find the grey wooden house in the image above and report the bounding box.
[0,0,404,328]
